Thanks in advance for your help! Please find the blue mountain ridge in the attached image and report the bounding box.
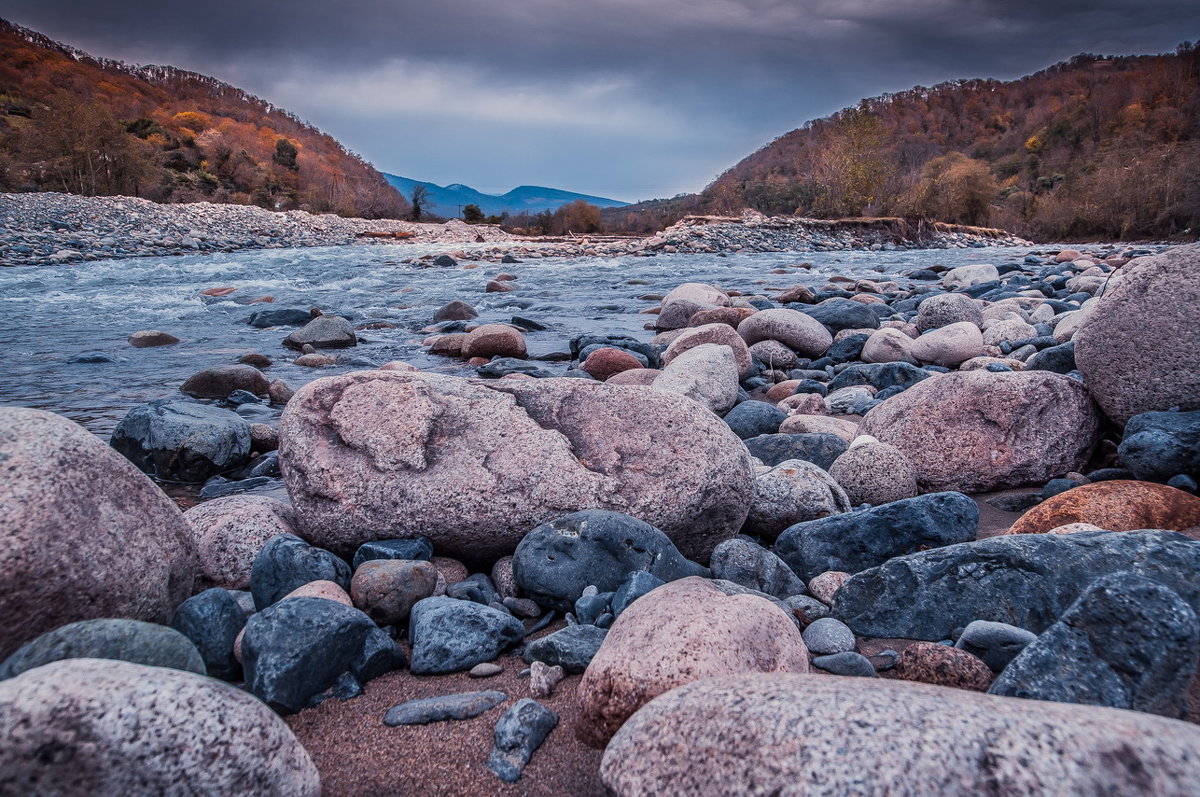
[384,173,628,219]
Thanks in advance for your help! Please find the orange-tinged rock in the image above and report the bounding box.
[1006,481,1200,537]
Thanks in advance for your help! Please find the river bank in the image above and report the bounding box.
[1,192,1036,266]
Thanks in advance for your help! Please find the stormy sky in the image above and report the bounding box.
[5,1,1197,201]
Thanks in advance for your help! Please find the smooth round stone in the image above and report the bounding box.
[801,617,856,655]
[811,651,876,677]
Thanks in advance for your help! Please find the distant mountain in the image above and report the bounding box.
[0,18,407,218]
[384,174,627,218]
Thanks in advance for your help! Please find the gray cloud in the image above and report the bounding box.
[4,0,1196,199]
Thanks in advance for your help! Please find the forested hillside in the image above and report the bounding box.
[0,19,407,218]
[615,44,1200,240]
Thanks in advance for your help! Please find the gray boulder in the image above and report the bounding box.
[0,659,319,796]
[247,307,315,327]
[283,315,357,350]
[709,537,806,599]
[989,572,1200,718]
[0,618,204,680]
[743,459,851,540]
[110,399,252,482]
[408,596,524,675]
[170,588,248,681]
[833,530,1200,640]
[1119,410,1200,482]
[954,620,1037,672]
[523,625,608,673]
[242,596,403,714]
[180,364,270,399]
[512,510,706,612]
[743,433,848,470]
[775,491,978,581]
[250,534,351,610]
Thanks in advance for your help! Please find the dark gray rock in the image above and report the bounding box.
[1119,410,1200,482]
[985,492,1043,512]
[247,307,314,328]
[612,570,666,617]
[802,299,880,334]
[722,401,787,440]
[432,300,478,322]
[180,365,269,399]
[110,399,251,482]
[743,433,848,470]
[0,618,204,680]
[351,537,434,570]
[169,588,247,681]
[954,620,1037,672]
[242,596,402,714]
[574,592,611,625]
[250,534,352,610]
[828,362,932,393]
[709,538,806,599]
[989,572,1200,718]
[408,596,525,675]
[801,617,856,655]
[827,333,870,364]
[283,315,356,350]
[833,530,1200,641]
[383,690,506,725]
[487,698,559,783]
[1026,341,1077,374]
[446,573,501,607]
[569,334,663,369]
[775,491,979,581]
[512,511,706,612]
[782,594,830,624]
[477,359,556,379]
[811,651,876,677]
[522,625,608,673]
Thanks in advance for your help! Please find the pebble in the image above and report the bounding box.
[486,699,559,784]
[383,691,507,725]
[811,651,876,677]
[801,617,856,655]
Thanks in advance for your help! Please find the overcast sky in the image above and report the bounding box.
[5,1,1197,201]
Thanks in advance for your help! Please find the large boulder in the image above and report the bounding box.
[1075,245,1200,424]
[859,370,1101,493]
[1119,410,1200,482]
[600,673,1200,796]
[0,659,320,795]
[278,371,753,561]
[242,596,402,713]
[512,510,706,611]
[736,308,832,358]
[0,407,196,660]
[989,572,1199,718]
[0,618,204,680]
[184,496,299,590]
[776,491,979,581]
[832,530,1200,640]
[800,298,879,334]
[1005,481,1200,536]
[576,577,809,746]
[110,399,252,482]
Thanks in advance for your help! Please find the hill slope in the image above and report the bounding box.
[384,174,627,219]
[0,18,407,218]
[701,45,1200,240]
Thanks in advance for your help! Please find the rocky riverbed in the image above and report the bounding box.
[0,193,1029,267]
[1,229,1199,795]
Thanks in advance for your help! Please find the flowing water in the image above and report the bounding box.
[0,242,1035,439]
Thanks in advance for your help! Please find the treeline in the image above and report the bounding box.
[0,19,408,218]
[613,43,1200,241]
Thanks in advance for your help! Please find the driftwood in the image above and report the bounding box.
[355,230,416,240]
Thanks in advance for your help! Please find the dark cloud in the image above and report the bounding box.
[4,1,1196,198]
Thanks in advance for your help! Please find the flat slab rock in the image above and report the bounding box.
[384,690,507,725]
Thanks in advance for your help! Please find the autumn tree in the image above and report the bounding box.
[810,103,893,217]
[900,152,999,226]
[551,199,602,234]
[462,203,485,223]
